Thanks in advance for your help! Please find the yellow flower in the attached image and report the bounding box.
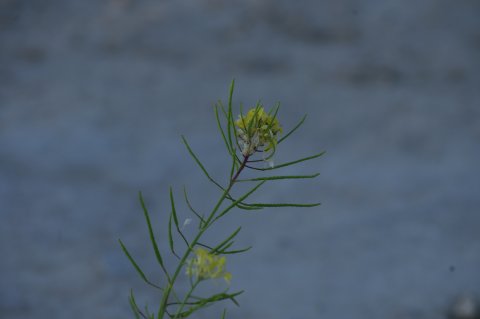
[235,107,282,156]
[186,248,232,284]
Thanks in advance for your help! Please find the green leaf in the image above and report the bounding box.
[247,151,326,171]
[139,192,167,273]
[216,241,234,252]
[183,187,205,229]
[245,202,321,208]
[246,103,262,134]
[278,114,307,144]
[213,181,266,222]
[144,304,153,319]
[215,104,234,155]
[218,246,252,254]
[181,139,263,210]
[168,213,179,259]
[265,102,281,157]
[229,143,238,181]
[226,79,235,152]
[129,289,141,319]
[175,291,244,317]
[169,187,179,228]
[211,227,242,253]
[218,98,239,161]
[227,291,242,307]
[217,99,228,117]
[182,135,224,189]
[170,187,190,248]
[268,102,280,117]
[204,290,244,306]
[119,239,162,290]
[237,173,320,182]
[196,242,214,250]
[234,202,264,211]
[179,142,250,210]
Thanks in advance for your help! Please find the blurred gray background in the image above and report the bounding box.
[1,0,479,318]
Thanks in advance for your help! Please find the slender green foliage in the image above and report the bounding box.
[278,114,307,144]
[245,151,326,171]
[211,227,242,253]
[244,202,321,208]
[237,173,320,182]
[139,192,169,277]
[119,240,162,290]
[129,289,142,319]
[182,187,205,229]
[119,80,324,319]
[168,213,179,259]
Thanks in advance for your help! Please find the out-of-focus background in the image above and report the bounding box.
[1,0,479,318]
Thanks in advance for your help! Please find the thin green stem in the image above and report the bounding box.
[230,156,249,185]
[157,156,250,319]
[174,280,200,318]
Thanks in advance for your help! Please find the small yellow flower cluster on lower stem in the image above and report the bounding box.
[186,248,232,284]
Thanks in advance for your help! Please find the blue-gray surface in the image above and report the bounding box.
[1,1,479,318]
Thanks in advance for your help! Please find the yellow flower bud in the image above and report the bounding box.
[235,107,282,156]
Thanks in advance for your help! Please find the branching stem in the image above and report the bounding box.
[157,155,250,319]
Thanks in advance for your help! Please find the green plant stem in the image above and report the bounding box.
[174,280,200,318]
[230,155,249,184]
[157,155,249,319]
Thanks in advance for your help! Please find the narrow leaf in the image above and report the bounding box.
[168,213,179,259]
[170,187,190,248]
[219,246,252,254]
[169,187,179,228]
[176,291,244,317]
[182,135,224,189]
[119,239,162,290]
[246,151,326,171]
[219,241,234,251]
[227,79,235,151]
[214,181,266,222]
[278,114,307,144]
[215,104,234,155]
[129,289,141,319]
[211,227,242,253]
[245,202,321,208]
[235,203,263,211]
[144,304,153,319]
[237,173,320,182]
[139,192,166,271]
[183,186,205,228]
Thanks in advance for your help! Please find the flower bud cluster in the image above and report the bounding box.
[235,107,282,156]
